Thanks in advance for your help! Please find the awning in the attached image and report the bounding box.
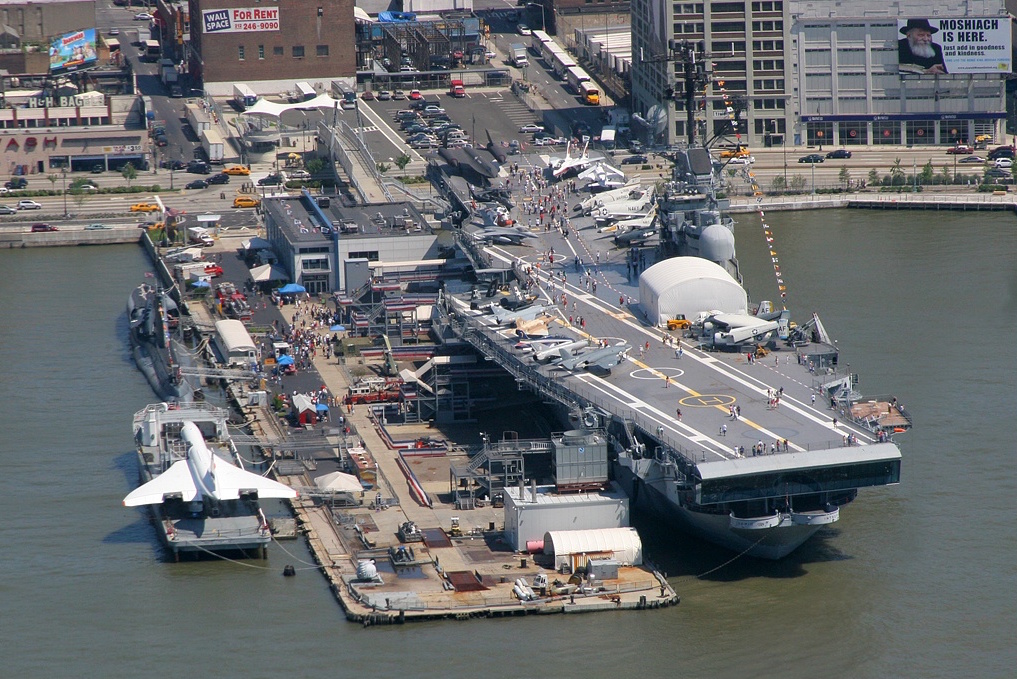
[314,471,363,493]
[250,263,288,282]
[242,236,273,250]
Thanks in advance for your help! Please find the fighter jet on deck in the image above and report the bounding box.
[473,227,539,246]
[123,422,297,506]
[557,343,631,372]
[489,303,551,326]
[549,140,593,178]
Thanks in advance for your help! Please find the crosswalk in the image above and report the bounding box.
[483,92,539,129]
[353,125,380,134]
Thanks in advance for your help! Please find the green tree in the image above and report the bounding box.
[394,153,411,176]
[889,157,906,186]
[769,175,787,193]
[47,174,58,193]
[867,168,880,186]
[920,160,934,186]
[789,174,807,193]
[939,165,952,185]
[838,166,851,189]
[72,189,88,212]
[121,162,138,187]
[376,162,390,175]
[305,157,325,175]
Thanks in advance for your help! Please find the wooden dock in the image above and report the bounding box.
[728,191,1017,213]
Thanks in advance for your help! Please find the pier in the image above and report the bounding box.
[727,191,1017,213]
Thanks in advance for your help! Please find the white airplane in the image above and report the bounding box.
[550,139,593,178]
[533,338,588,363]
[490,303,551,325]
[704,313,780,348]
[579,184,646,215]
[558,343,631,372]
[123,422,298,507]
[578,162,627,190]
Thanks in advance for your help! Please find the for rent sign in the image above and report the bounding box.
[202,7,280,33]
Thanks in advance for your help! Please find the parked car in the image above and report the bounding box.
[798,154,824,163]
[233,196,260,208]
[17,199,42,210]
[408,89,423,100]
[91,164,105,173]
[361,90,376,101]
[622,155,648,165]
[0,205,17,215]
[946,145,974,155]
[519,123,545,133]
[223,165,250,176]
[825,149,852,159]
[422,105,446,117]
[31,223,57,232]
[958,155,985,164]
[186,179,209,189]
[392,90,406,100]
[377,90,392,101]
[160,159,187,170]
[257,175,283,186]
[207,173,230,185]
[85,223,111,230]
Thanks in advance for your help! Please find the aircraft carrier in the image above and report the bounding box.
[429,143,909,559]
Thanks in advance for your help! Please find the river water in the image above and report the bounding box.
[2,210,1014,678]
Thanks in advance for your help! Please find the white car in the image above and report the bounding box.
[728,155,756,165]
[108,27,121,36]
[519,123,545,134]
[287,170,311,180]
[993,158,1013,168]
[517,23,532,36]
[134,12,154,21]
[17,199,42,210]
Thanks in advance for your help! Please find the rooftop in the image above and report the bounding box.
[263,192,434,244]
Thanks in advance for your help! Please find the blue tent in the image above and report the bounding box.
[330,324,346,332]
[277,354,295,366]
[278,283,306,295]
[191,280,211,288]
[316,403,330,412]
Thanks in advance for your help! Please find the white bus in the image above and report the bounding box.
[566,66,591,93]
[530,30,551,55]
[232,83,258,110]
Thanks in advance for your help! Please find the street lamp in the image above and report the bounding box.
[525,2,546,32]
[811,161,815,196]
[61,167,68,217]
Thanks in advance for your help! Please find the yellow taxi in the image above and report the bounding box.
[719,145,751,159]
[233,196,260,208]
[130,202,161,212]
[223,165,251,176]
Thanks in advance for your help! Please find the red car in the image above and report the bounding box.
[361,90,376,101]
[204,264,224,278]
[947,145,974,154]
[408,89,423,100]
[31,223,57,232]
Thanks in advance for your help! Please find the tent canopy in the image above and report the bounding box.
[242,236,273,251]
[250,263,289,282]
[276,354,295,366]
[314,471,363,493]
[242,92,341,119]
[638,257,747,326]
[278,283,306,295]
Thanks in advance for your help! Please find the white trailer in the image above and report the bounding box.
[201,128,225,163]
[185,102,211,134]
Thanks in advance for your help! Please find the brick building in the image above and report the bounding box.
[187,0,356,96]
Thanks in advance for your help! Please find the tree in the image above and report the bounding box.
[769,175,787,193]
[789,174,807,193]
[305,157,325,176]
[72,189,88,212]
[838,166,851,190]
[920,160,934,186]
[394,153,411,176]
[889,157,906,186]
[376,162,390,175]
[867,168,880,186]
[121,162,138,187]
[47,174,58,192]
[939,165,952,184]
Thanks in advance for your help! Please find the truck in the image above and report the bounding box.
[185,102,211,135]
[510,43,528,68]
[448,79,466,98]
[187,226,214,247]
[232,83,258,110]
[201,128,225,164]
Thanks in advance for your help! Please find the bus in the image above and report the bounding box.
[550,48,577,79]
[580,81,600,106]
[530,30,551,55]
[565,66,590,93]
[143,39,161,61]
[232,83,258,110]
[331,80,356,110]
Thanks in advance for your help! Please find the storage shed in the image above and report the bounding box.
[503,483,630,552]
[543,527,643,571]
[638,256,747,326]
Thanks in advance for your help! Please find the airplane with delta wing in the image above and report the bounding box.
[579,184,648,216]
[557,343,631,372]
[578,162,627,191]
[549,140,593,178]
[123,421,297,507]
[473,226,539,246]
[533,338,589,363]
[489,303,551,325]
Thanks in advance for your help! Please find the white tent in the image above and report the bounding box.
[242,92,342,118]
[639,256,747,326]
[314,471,363,493]
[250,263,289,282]
[242,237,273,251]
[543,527,643,570]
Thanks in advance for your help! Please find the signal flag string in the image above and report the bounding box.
[758,209,788,310]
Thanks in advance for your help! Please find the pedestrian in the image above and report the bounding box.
[675,407,682,421]
[665,375,670,388]
[811,392,816,405]
[720,424,727,436]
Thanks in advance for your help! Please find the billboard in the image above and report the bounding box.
[49,28,98,75]
[898,17,1011,75]
[202,7,280,34]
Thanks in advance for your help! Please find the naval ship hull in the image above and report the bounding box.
[613,460,833,560]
